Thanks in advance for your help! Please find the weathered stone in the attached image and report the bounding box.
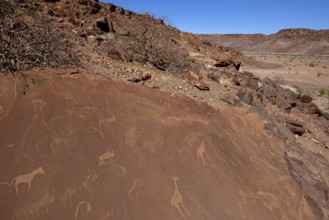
[221,94,240,106]
[272,119,296,143]
[108,48,122,60]
[297,103,320,114]
[232,77,240,86]
[0,69,323,220]
[237,88,253,105]
[214,60,231,67]
[207,72,219,82]
[300,94,313,103]
[276,97,292,111]
[181,72,209,91]
[319,110,329,120]
[96,16,115,33]
[286,122,306,136]
[247,76,259,90]
[128,72,151,83]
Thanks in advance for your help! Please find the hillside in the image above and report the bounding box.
[1,1,329,219]
[200,28,329,54]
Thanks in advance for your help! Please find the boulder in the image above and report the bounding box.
[214,60,231,67]
[221,94,240,106]
[96,17,114,33]
[297,103,320,115]
[237,88,253,105]
[128,72,151,83]
[286,120,306,136]
[181,72,209,91]
[319,110,329,120]
[247,76,259,90]
[276,97,292,111]
[207,72,219,82]
[300,94,313,103]
[232,77,240,86]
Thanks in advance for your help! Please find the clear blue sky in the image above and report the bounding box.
[101,0,329,34]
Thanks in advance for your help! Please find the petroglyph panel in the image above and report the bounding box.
[0,71,322,220]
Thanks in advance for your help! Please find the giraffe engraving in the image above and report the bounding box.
[196,139,210,165]
[170,176,190,219]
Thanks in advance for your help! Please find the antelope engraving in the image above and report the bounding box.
[170,176,190,219]
[8,167,45,193]
[98,149,114,166]
[32,193,55,216]
[196,139,209,165]
[59,184,77,209]
[12,191,54,219]
[12,203,33,220]
[82,169,98,194]
[128,178,144,201]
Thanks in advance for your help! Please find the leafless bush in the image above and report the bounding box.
[0,0,79,73]
[108,15,191,72]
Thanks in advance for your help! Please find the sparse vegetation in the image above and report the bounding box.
[0,0,79,73]
[292,85,303,94]
[108,13,191,72]
[317,72,323,77]
[319,88,327,96]
[309,63,315,67]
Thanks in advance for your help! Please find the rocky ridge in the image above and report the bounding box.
[200,28,329,54]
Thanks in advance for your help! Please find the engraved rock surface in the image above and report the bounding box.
[0,69,322,220]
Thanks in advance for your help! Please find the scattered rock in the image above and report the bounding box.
[247,76,259,90]
[221,94,240,106]
[286,120,306,136]
[276,97,292,111]
[297,103,320,115]
[188,70,202,80]
[207,72,219,82]
[214,60,231,67]
[300,94,313,103]
[181,72,209,91]
[128,72,151,83]
[319,110,329,120]
[237,88,253,105]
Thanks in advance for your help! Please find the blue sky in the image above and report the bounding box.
[101,0,329,34]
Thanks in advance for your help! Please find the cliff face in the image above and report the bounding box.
[200,28,329,54]
[0,69,322,220]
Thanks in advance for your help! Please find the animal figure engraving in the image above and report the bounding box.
[32,193,55,216]
[82,170,98,194]
[9,167,45,193]
[238,190,287,220]
[196,139,210,165]
[98,149,115,166]
[128,178,144,201]
[12,203,33,220]
[170,176,190,219]
[12,191,55,219]
[59,184,77,209]
[75,201,92,220]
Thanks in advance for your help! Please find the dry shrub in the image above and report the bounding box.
[108,14,191,72]
[0,0,79,73]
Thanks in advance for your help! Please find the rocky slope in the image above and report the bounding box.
[1,0,329,219]
[200,29,329,54]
